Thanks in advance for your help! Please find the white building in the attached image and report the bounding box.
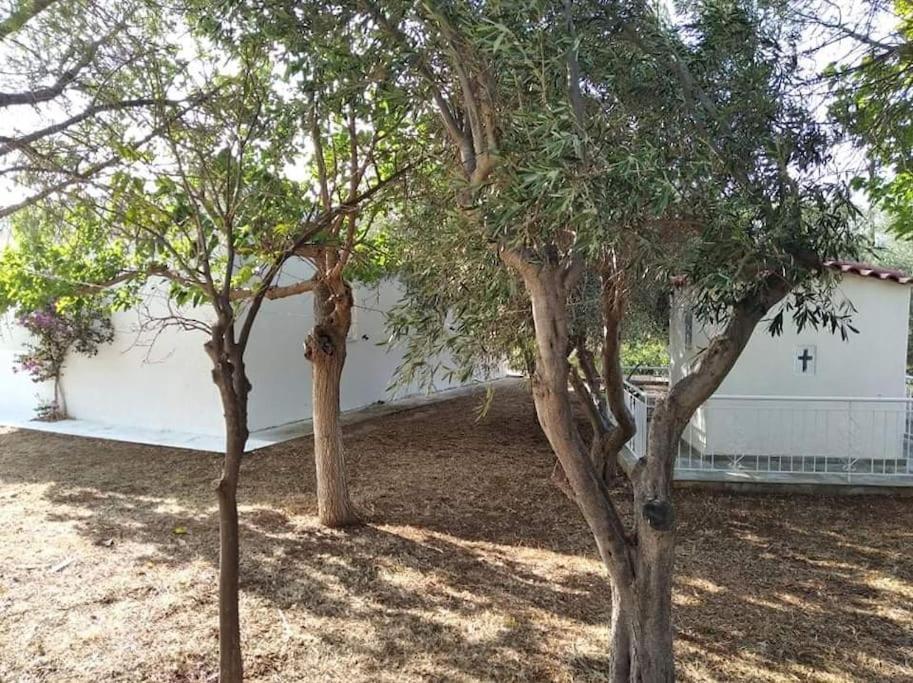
[0,262,474,450]
[626,261,913,485]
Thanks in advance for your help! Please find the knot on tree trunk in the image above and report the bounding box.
[304,325,335,360]
[642,498,675,531]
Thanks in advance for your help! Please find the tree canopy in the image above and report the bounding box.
[0,0,886,680]
[825,0,913,235]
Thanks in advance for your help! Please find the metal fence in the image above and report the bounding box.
[621,370,913,485]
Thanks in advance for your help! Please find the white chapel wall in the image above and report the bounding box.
[1,265,477,437]
[671,276,911,459]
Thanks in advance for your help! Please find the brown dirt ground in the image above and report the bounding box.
[0,380,911,682]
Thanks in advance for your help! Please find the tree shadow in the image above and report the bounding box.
[1,383,912,681]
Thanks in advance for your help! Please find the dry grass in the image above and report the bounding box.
[0,380,911,682]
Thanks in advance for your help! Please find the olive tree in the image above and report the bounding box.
[369,1,861,679]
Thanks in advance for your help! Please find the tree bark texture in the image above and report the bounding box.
[502,249,792,681]
[304,277,357,528]
[205,321,252,683]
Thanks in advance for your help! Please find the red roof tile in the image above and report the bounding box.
[823,260,913,285]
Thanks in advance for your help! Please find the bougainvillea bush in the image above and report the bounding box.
[13,306,114,420]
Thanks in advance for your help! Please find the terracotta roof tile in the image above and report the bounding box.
[823,260,913,285]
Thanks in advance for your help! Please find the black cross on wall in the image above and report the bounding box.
[797,348,814,373]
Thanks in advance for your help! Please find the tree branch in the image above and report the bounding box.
[0,98,178,158]
[0,0,58,41]
[229,277,319,302]
[0,28,114,108]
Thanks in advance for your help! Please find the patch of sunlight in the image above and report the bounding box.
[847,649,913,681]
[770,591,826,613]
[736,531,770,545]
[671,592,700,607]
[458,609,514,645]
[784,660,856,683]
[865,572,913,600]
[789,554,859,572]
[378,524,599,566]
[741,595,792,613]
[53,486,207,518]
[679,644,787,683]
[678,576,725,594]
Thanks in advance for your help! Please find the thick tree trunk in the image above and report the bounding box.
[607,577,675,682]
[305,278,357,528]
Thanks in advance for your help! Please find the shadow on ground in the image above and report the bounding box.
[0,381,911,681]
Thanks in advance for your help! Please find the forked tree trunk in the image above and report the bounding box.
[502,253,675,682]
[608,284,789,681]
[305,278,357,528]
[503,248,790,681]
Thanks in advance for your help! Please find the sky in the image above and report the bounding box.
[0,0,903,229]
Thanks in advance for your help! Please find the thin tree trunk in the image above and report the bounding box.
[53,373,66,418]
[305,279,357,528]
[216,426,244,683]
[608,577,633,683]
[206,327,251,683]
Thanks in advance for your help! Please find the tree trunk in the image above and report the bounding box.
[53,373,66,419]
[606,573,675,682]
[500,252,676,682]
[500,256,643,670]
[305,278,357,528]
[615,403,679,682]
[216,427,244,683]
[205,327,251,683]
[608,578,633,683]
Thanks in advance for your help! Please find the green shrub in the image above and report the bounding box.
[621,338,669,368]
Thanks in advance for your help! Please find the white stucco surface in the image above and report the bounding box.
[0,317,54,420]
[0,269,476,443]
[671,274,912,458]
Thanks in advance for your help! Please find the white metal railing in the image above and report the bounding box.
[623,380,650,459]
[620,385,913,484]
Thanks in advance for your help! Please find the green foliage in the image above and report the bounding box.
[621,339,670,369]
[0,208,133,315]
[376,0,863,386]
[828,2,913,236]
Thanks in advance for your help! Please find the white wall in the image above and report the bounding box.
[671,276,912,458]
[0,268,469,437]
[673,276,910,399]
[0,314,55,419]
[242,261,465,432]
[60,282,226,435]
